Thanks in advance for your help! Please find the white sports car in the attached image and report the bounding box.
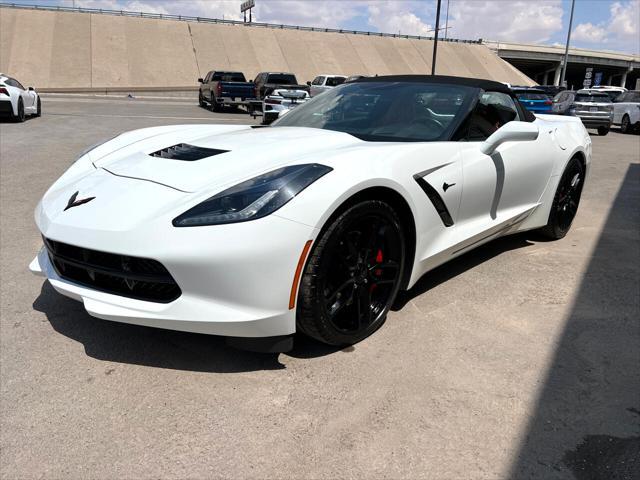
[0,73,41,122]
[30,76,591,352]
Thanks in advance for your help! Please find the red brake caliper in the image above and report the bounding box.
[371,249,383,293]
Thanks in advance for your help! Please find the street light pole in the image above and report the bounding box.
[560,0,575,87]
[431,0,442,75]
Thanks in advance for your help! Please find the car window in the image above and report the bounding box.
[615,92,627,102]
[274,81,476,142]
[575,94,611,103]
[311,76,322,86]
[210,72,246,82]
[326,77,345,87]
[516,92,549,100]
[267,74,297,85]
[204,72,211,83]
[467,91,520,141]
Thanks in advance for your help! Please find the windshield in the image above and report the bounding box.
[267,74,297,85]
[212,72,246,82]
[575,94,611,103]
[326,77,346,87]
[273,81,476,142]
[516,93,549,100]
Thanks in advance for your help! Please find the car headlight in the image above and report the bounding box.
[173,163,332,227]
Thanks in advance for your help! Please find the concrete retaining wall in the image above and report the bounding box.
[0,7,534,89]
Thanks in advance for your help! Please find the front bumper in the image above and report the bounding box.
[575,113,613,128]
[32,214,318,338]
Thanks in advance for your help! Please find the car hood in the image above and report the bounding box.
[90,125,360,192]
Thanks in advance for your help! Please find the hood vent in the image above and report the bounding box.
[149,143,229,161]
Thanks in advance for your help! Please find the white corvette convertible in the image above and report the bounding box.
[30,76,591,352]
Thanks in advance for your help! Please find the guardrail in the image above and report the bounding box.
[0,2,482,44]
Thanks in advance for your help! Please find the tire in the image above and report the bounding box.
[14,99,25,123]
[597,126,609,136]
[198,92,205,107]
[538,156,585,240]
[35,97,41,117]
[297,200,406,346]
[620,114,630,134]
[211,95,220,112]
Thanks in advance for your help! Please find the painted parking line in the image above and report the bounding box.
[45,112,246,121]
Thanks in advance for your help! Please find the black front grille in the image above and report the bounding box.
[43,238,181,303]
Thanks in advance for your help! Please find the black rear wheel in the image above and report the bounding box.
[15,99,25,122]
[539,157,585,240]
[297,201,405,346]
[35,97,41,117]
[620,114,630,134]
[597,126,609,136]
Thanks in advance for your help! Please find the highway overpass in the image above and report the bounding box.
[0,4,534,93]
[486,41,639,89]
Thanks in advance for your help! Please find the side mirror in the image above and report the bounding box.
[306,81,311,86]
[480,121,539,156]
[197,78,204,83]
[28,86,35,91]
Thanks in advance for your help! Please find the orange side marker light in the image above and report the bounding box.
[289,240,313,310]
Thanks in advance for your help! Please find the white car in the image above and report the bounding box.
[0,74,41,122]
[262,88,309,125]
[587,85,627,101]
[612,90,640,134]
[309,74,347,97]
[30,76,591,352]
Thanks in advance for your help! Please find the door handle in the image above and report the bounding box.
[443,182,456,192]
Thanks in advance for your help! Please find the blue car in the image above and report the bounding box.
[513,88,553,114]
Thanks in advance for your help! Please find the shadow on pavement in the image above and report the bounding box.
[510,163,640,479]
[33,282,286,373]
[393,233,535,310]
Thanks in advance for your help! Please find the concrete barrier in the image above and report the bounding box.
[0,7,534,90]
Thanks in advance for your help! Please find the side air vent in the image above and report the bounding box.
[149,143,228,161]
[414,175,454,227]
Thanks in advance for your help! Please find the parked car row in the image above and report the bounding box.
[509,84,638,135]
[198,70,368,124]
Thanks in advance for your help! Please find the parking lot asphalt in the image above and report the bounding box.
[1,96,638,479]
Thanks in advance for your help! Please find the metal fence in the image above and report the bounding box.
[0,2,482,44]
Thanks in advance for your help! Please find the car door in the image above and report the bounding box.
[13,79,35,111]
[612,92,627,124]
[456,91,555,245]
[311,76,325,97]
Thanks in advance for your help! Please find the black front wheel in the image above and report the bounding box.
[597,126,609,136]
[198,92,205,107]
[35,97,41,117]
[539,157,585,240]
[297,200,405,346]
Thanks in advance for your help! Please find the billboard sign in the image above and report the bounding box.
[241,0,255,13]
[583,67,593,87]
[594,72,603,87]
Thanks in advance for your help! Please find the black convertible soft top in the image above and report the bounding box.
[354,75,513,94]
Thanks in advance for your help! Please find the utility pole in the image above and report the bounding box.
[431,0,442,75]
[444,0,450,40]
[560,0,575,87]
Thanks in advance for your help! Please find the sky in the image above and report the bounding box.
[10,0,640,54]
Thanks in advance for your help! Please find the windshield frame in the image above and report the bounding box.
[272,81,480,143]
